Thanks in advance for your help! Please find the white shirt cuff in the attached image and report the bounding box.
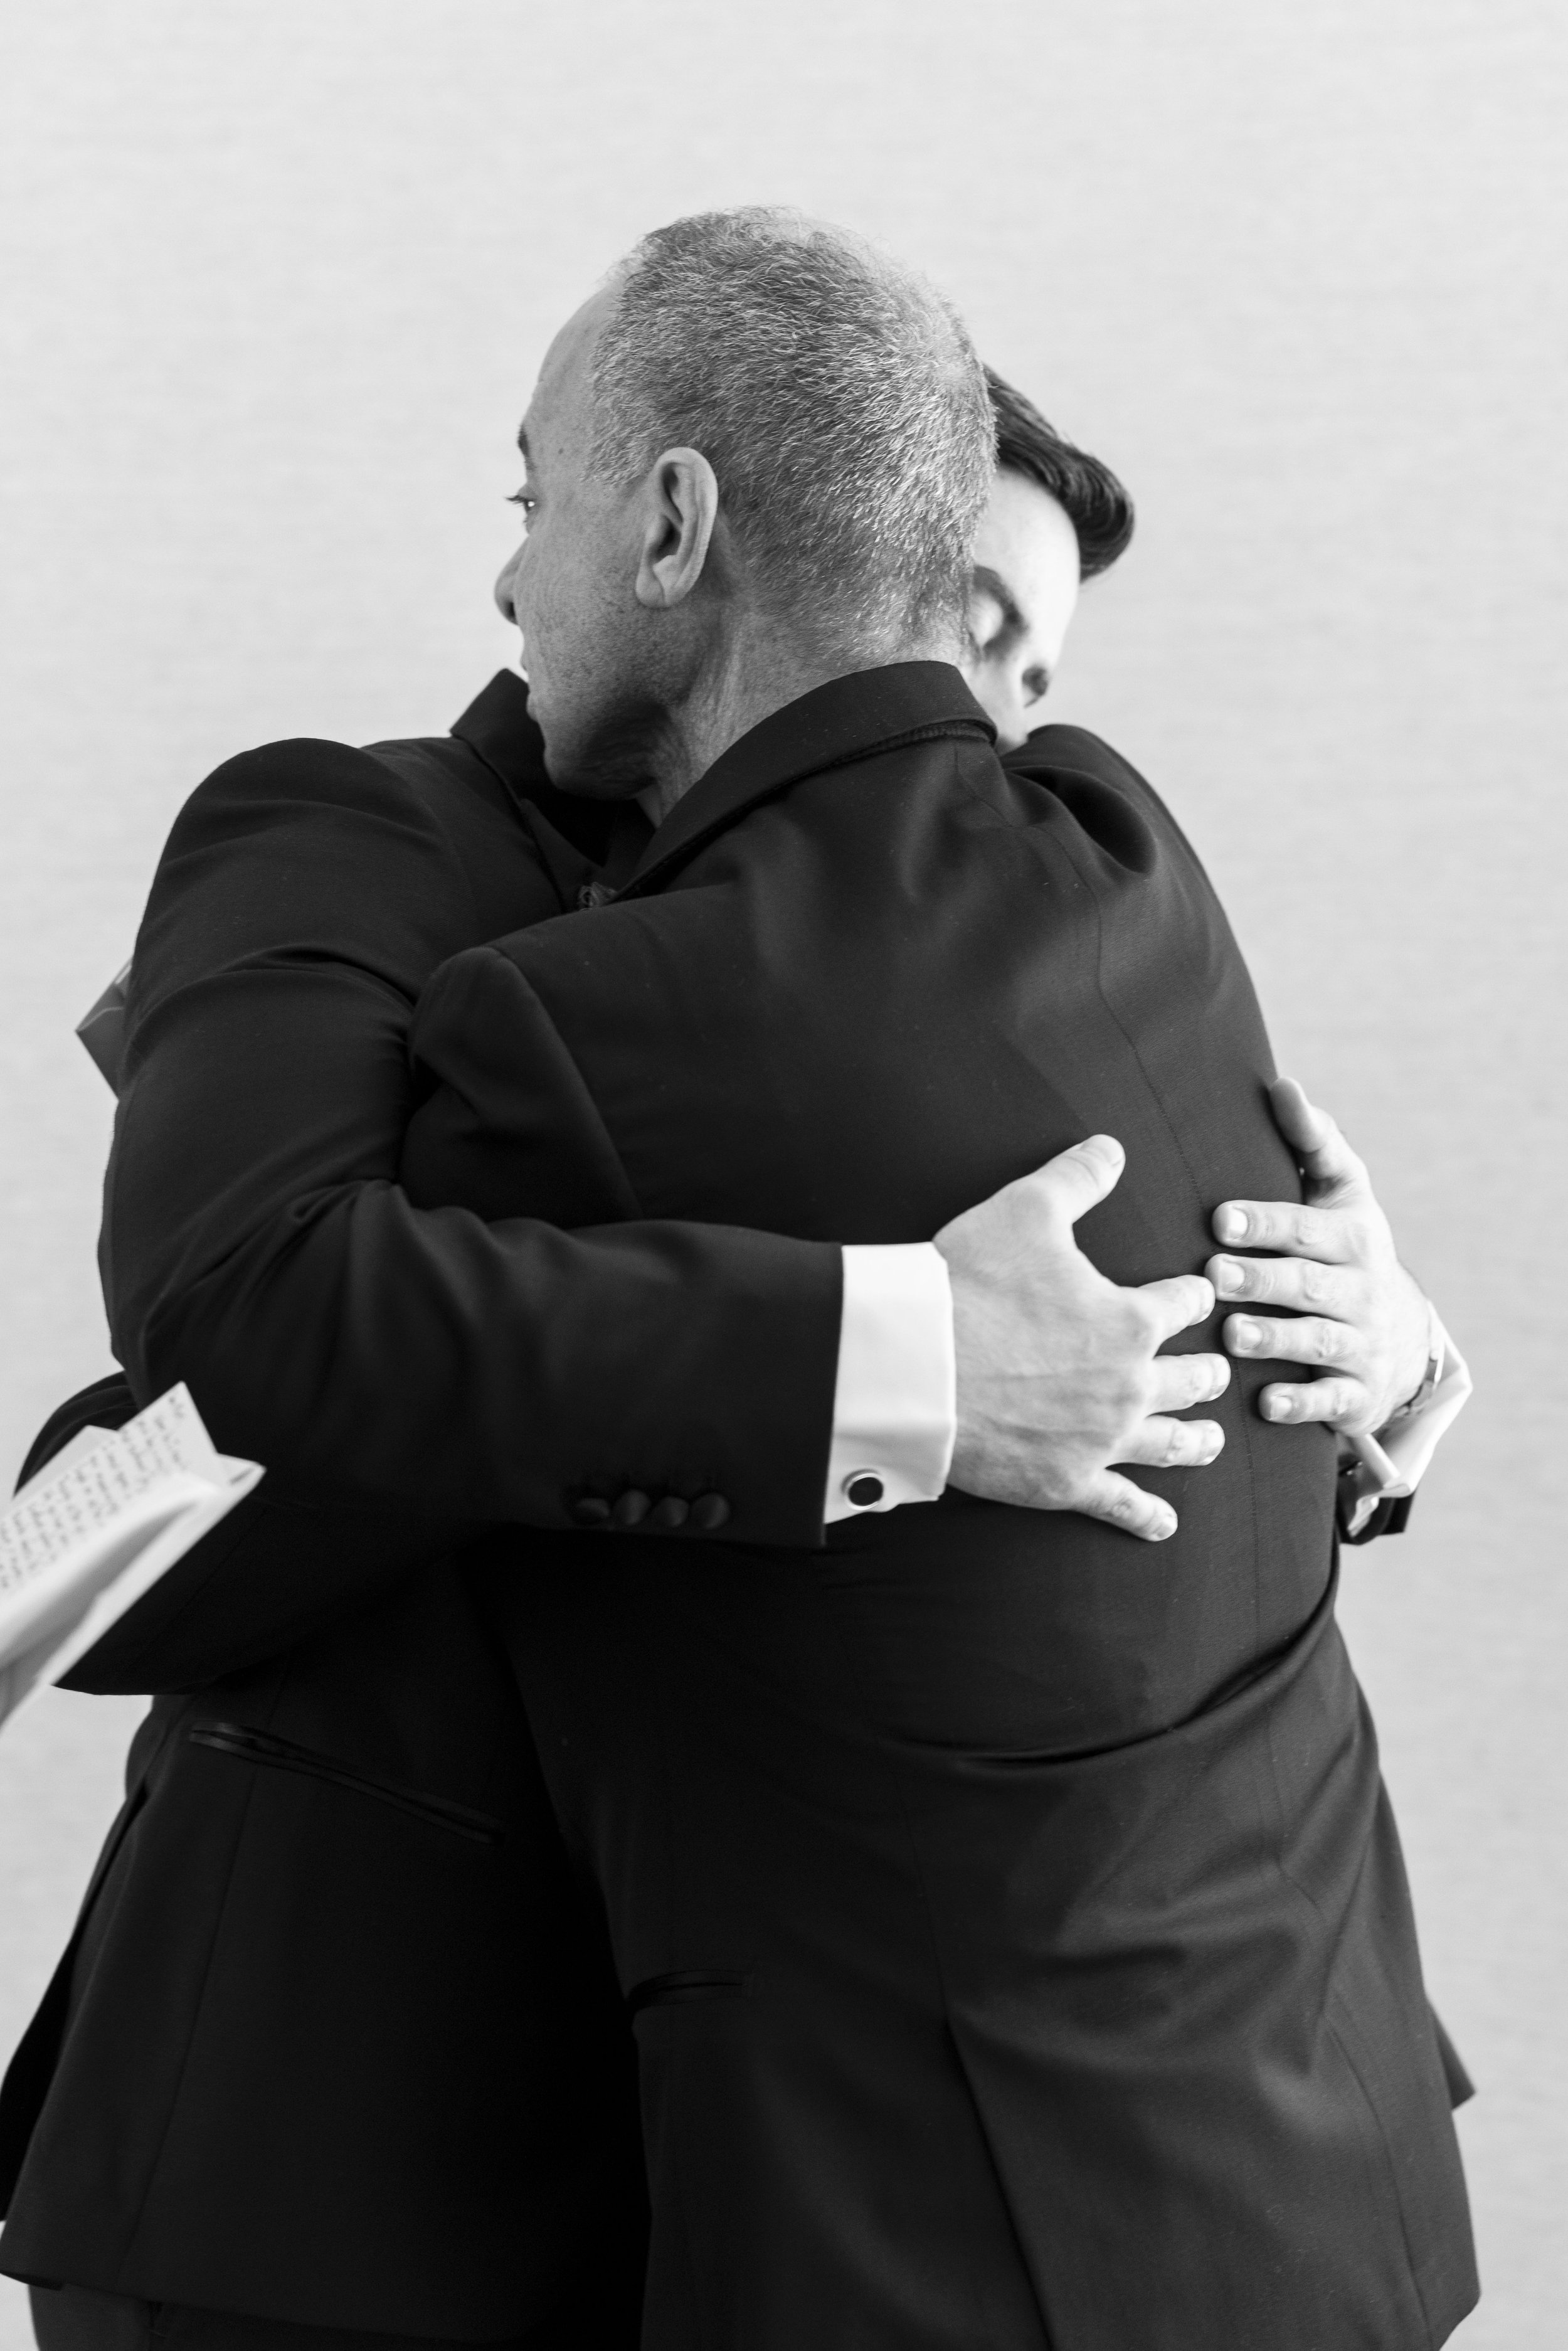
[1342,1310,1473,1537]
[824,1243,956,1522]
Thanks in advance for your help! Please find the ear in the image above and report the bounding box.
[633,447,720,609]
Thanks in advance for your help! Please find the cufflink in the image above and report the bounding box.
[841,1471,886,1509]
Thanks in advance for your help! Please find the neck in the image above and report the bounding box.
[636,612,950,827]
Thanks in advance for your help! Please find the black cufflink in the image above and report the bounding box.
[843,1473,885,1509]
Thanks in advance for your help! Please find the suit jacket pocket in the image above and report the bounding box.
[627,1967,753,2014]
[186,1721,504,1844]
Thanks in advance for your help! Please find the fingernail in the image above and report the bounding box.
[1216,1207,1248,1243]
[1262,1390,1292,1421]
[1214,1258,1244,1295]
[1231,1316,1261,1350]
[1151,1514,1176,1541]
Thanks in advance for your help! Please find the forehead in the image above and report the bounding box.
[973,470,1081,605]
[523,287,617,462]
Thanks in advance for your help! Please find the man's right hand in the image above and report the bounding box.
[934,1135,1228,1542]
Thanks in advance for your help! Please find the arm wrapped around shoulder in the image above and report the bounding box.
[105,737,842,1550]
[405,944,642,1228]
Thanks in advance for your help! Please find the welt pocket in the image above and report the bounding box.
[627,1966,753,2015]
[186,1721,504,1844]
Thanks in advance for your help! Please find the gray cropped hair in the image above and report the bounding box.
[587,208,995,652]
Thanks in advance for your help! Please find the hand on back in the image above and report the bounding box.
[1206,1077,1432,1439]
[936,1136,1227,1543]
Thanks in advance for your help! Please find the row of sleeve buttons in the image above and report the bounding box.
[571,1489,731,1532]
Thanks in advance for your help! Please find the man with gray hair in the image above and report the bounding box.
[395,207,1475,2347]
[585,210,987,664]
[0,206,1470,2351]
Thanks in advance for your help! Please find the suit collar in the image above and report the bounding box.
[622,662,994,898]
[449,668,540,802]
[450,669,650,886]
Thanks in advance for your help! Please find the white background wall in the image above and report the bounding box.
[1,1,1562,2341]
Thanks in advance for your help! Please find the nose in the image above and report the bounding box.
[494,551,520,624]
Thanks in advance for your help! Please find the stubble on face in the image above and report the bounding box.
[507,291,674,797]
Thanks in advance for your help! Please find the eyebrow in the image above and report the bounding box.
[516,425,532,461]
[972,565,1024,639]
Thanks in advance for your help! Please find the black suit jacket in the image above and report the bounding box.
[0,675,846,2335]
[99,668,838,1547]
[399,665,1476,2350]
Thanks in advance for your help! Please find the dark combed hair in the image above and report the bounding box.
[985,368,1135,580]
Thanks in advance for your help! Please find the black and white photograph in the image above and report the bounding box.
[0,4,1562,2345]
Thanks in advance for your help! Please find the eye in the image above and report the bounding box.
[970,588,1005,636]
[507,487,539,524]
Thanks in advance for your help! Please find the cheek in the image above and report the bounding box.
[967,656,1027,752]
[511,533,553,650]
[494,545,522,615]
[512,530,596,708]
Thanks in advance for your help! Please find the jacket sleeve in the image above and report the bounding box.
[103,738,841,1571]
[12,1378,489,1694]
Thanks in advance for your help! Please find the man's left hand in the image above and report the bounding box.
[1205,1076,1431,1438]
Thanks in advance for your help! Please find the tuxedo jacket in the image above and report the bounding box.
[400,664,1477,2351]
[0,674,849,2338]
[0,668,1449,2340]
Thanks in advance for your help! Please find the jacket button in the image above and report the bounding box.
[649,1495,689,1531]
[689,1493,731,1532]
[571,1497,611,1527]
[576,881,611,910]
[843,1473,885,1509]
[612,1489,651,1528]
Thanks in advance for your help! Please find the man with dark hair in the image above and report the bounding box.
[967,368,1135,753]
[969,369,1468,1515]
[987,365,1136,578]
[0,215,1467,2350]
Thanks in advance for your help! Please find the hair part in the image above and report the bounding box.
[985,368,1135,580]
[588,207,996,653]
